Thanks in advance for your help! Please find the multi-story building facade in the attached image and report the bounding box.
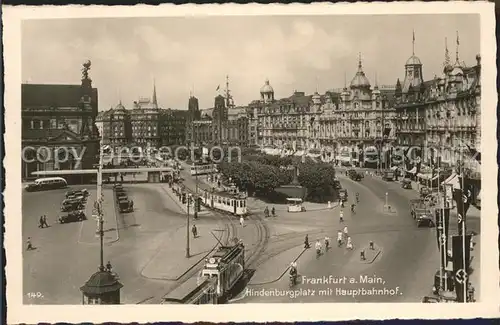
[251,59,397,161]
[21,61,100,180]
[159,109,188,146]
[186,77,250,147]
[394,39,481,177]
[250,79,322,150]
[96,101,131,146]
[316,57,397,160]
[98,84,190,148]
[130,94,161,148]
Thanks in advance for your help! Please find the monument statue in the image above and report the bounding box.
[82,60,92,80]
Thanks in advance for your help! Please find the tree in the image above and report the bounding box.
[298,162,337,202]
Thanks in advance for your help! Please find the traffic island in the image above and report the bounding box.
[358,243,382,264]
[379,204,398,215]
[78,189,119,245]
[159,184,212,217]
[140,222,224,281]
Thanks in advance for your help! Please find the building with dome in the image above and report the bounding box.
[316,55,397,165]
[394,35,481,204]
[249,78,324,150]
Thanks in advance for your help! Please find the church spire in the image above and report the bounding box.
[357,52,363,71]
[152,79,158,108]
[455,30,460,65]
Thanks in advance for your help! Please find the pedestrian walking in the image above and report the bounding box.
[192,224,198,238]
[240,216,245,227]
[337,230,343,247]
[343,225,348,240]
[42,215,49,228]
[26,237,33,251]
[346,236,353,250]
[38,216,44,228]
[304,234,310,249]
[339,210,344,223]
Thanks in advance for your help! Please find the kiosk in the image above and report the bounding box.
[287,198,306,212]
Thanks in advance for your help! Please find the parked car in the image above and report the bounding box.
[382,170,395,181]
[338,189,348,202]
[65,189,89,199]
[347,169,363,181]
[409,199,434,227]
[420,186,431,199]
[119,199,134,213]
[401,179,412,189]
[61,200,84,212]
[58,210,86,223]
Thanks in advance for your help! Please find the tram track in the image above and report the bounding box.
[244,211,271,268]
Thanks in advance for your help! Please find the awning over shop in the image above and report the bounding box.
[407,167,417,174]
[416,173,433,180]
[441,172,461,190]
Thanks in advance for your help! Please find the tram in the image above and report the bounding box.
[199,242,245,299]
[199,189,247,216]
[190,163,217,176]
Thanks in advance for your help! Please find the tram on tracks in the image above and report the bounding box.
[199,189,247,216]
[161,242,245,304]
[190,162,218,176]
[161,277,218,305]
[172,178,248,216]
[199,242,245,301]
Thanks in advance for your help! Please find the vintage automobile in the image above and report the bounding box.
[347,169,363,181]
[116,192,128,201]
[420,186,431,199]
[401,179,412,189]
[409,199,434,227]
[65,189,89,199]
[333,179,341,189]
[115,189,127,198]
[119,199,134,213]
[338,189,348,202]
[61,199,84,212]
[382,170,395,181]
[58,210,86,223]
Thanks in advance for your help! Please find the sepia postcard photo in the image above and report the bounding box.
[3,2,499,323]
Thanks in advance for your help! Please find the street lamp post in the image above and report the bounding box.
[186,194,191,258]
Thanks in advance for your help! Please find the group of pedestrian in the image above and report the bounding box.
[38,215,49,228]
[264,206,276,218]
[336,226,352,249]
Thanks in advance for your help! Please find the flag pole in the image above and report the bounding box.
[460,149,467,302]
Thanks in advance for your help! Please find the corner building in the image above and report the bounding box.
[21,62,100,180]
[393,38,481,203]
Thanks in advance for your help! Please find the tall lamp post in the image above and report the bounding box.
[80,128,122,304]
[186,194,191,258]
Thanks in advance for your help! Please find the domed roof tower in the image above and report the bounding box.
[402,30,424,93]
[260,78,274,103]
[350,53,371,89]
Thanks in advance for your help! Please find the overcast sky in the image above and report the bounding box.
[22,14,479,110]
